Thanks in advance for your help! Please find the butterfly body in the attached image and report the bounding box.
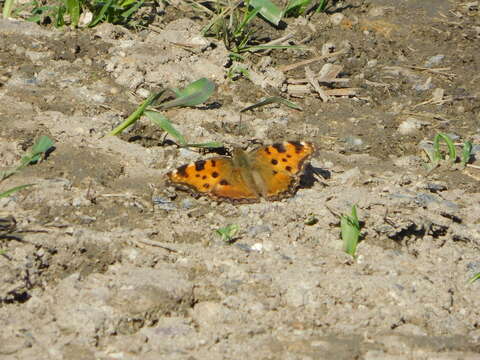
[167,141,315,203]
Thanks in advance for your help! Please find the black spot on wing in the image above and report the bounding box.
[289,141,304,153]
[272,143,286,153]
[271,159,278,165]
[286,166,292,172]
[195,160,206,171]
[212,171,219,178]
[177,164,189,177]
[210,160,216,167]
[203,183,210,189]
[264,147,271,155]
[220,179,229,186]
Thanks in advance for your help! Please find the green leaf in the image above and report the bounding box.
[284,0,312,17]
[240,96,302,112]
[65,0,80,27]
[340,205,360,257]
[216,224,239,243]
[20,135,54,167]
[468,272,480,284]
[144,110,187,145]
[316,0,329,12]
[160,78,216,109]
[461,141,473,167]
[2,0,15,18]
[89,0,114,27]
[250,0,283,25]
[108,91,164,136]
[0,184,34,199]
[182,142,224,149]
[433,133,456,165]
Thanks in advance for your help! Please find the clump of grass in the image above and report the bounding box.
[109,78,222,149]
[423,133,474,171]
[200,0,297,58]
[340,205,360,257]
[8,0,146,28]
[216,224,239,244]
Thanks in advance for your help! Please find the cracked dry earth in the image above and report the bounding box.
[1,0,480,359]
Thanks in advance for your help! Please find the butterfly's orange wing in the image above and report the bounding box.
[167,158,260,203]
[250,141,315,200]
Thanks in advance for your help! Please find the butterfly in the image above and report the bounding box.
[167,141,315,204]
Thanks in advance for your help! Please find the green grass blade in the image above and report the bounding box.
[20,135,54,167]
[341,205,360,257]
[89,0,114,27]
[182,142,224,149]
[160,78,216,109]
[120,0,143,18]
[468,272,480,284]
[55,4,66,27]
[144,110,187,145]
[108,91,164,136]
[237,6,262,34]
[240,96,302,112]
[0,184,34,199]
[316,0,329,12]
[284,0,312,16]
[65,0,80,27]
[250,0,283,25]
[433,133,456,165]
[461,141,473,167]
[2,0,15,18]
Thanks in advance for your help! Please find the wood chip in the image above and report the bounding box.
[305,66,330,102]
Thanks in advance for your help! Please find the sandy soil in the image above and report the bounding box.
[1,0,480,359]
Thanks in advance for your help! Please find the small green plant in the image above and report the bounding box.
[469,272,480,284]
[461,141,473,167]
[340,205,360,257]
[304,214,318,226]
[88,0,145,28]
[109,78,222,149]
[216,224,239,243]
[0,135,54,181]
[13,0,145,28]
[424,133,474,170]
[201,0,294,57]
[284,0,329,16]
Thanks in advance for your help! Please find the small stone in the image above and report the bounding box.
[413,76,433,91]
[136,88,150,98]
[330,13,344,25]
[424,54,445,67]
[397,117,424,135]
[321,42,336,56]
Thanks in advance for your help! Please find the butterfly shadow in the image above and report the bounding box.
[300,164,330,188]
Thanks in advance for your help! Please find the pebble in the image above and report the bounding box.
[330,13,345,25]
[397,117,424,135]
[424,54,445,67]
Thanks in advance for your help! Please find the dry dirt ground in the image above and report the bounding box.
[1,0,480,359]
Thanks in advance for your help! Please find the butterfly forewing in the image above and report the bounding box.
[250,141,315,199]
[168,157,259,202]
